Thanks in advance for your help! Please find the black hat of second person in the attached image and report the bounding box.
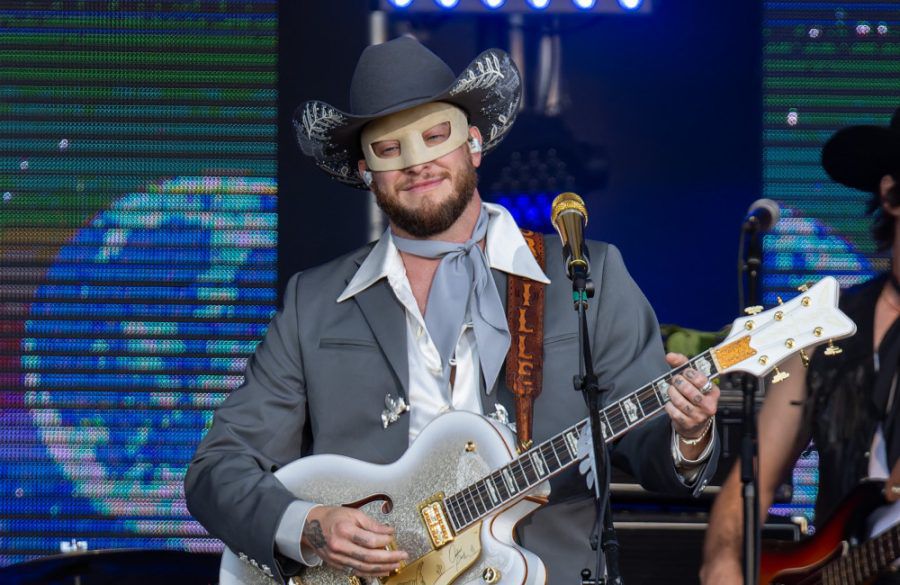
[293,36,522,189]
[822,107,900,193]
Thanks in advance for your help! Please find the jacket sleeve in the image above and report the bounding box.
[591,243,719,497]
[184,272,312,583]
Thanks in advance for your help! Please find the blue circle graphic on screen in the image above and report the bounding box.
[20,176,277,554]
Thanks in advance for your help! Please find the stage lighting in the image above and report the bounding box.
[573,0,597,8]
[387,0,414,6]
[618,0,643,10]
[435,0,460,7]
[482,0,506,8]
[526,0,551,9]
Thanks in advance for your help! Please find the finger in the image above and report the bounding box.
[668,377,702,417]
[353,510,396,535]
[680,368,711,404]
[350,528,397,550]
[327,537,408,566]
[665,352,689,367]
[327,551,406,577]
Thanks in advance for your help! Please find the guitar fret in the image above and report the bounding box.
[563,429,579,459]
[518,458,538,486]
[473,484,490,515]
[444,496,460,530]
[530,450,548,477]
[459,488,476,521]
[493,470,511,501]
[485,476,501,506]
[501,466,518,495]
[552,436,573,465]
[599,411,613,441]
[541,441,562,470]
[468,485,486,517]
[655,379,671,405]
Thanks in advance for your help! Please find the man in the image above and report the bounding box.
[700,107,900,584]
[186,37,721,584]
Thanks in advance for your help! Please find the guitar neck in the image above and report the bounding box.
[827,522,900,584]
[443,350,721,532]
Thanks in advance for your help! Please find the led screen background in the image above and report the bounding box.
[762,2,900,526]
[0,1,277,565]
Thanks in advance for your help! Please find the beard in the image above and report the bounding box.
[372,157,478,238]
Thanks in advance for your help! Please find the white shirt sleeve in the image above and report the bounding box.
[275,500,324,566]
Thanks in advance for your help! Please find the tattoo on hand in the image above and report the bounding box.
[304,520,327,550]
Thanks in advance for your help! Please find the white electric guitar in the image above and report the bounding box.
[220,276,856,585]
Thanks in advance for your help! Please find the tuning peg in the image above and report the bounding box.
[799,349,810,368]
[824,340,842,356]
[776,296,784,305]
[771,367,790,384]
[797,283,812,292]
[744,305,763,315]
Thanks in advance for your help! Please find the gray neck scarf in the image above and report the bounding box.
[392,208,510,393]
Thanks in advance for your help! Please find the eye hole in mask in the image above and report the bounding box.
[371,122,451,159]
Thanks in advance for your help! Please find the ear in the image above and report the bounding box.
[357,160,368,178]
[881,174,900,217]
[467,126,484,168]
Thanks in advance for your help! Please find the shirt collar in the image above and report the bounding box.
[337,202,551,303]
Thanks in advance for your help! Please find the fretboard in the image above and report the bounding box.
[824,523,900,585]
[443,350,720,532]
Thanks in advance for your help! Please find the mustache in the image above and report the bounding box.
[398,172,450,191]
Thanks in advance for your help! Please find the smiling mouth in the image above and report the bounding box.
[403,177,446,193]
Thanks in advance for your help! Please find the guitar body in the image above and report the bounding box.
[760,481,886,585]
[220,411,550,585]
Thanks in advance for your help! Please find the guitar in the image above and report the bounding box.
[220,276,856,585]
[761,481,900,585]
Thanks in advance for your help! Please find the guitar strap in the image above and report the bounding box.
[504,229,546,452]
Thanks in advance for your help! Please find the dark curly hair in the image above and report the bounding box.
[868,174,900,251]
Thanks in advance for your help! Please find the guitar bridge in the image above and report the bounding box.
[417,493,455,549]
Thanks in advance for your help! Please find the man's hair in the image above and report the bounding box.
[869,172,900,251]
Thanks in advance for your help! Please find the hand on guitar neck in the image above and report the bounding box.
[301,506,409,578]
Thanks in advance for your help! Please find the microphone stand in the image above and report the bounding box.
[740,220,764,585]
[570,264,623,585]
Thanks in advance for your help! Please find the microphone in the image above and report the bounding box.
[551,192,590,279]
[743,198,780,232]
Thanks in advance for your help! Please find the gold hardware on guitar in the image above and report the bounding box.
[799,349,810,368]
[801,296,811,307]
[797,283,812,292]
[771,367,790,384]
[465,441,477,453]
[774,310,783,321]
[482,567,501,583]
[776,296,784,305]
[824,340,842,356]
[744,305,763,315]
[417,493,455,548]
[516,439,533,454]
[758,355,768,366]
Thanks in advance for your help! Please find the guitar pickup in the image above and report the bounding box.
[417,493,455,549]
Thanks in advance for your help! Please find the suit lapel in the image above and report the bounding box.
[352,279,410,402]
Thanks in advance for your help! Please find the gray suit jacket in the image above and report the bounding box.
[185,235,718,584]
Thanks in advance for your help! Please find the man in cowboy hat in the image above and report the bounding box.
[186,37,721,584]
[701,108,900,585]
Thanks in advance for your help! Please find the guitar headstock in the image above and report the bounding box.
[711,276,856,378]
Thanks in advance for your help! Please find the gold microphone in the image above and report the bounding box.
[551,192,590,278]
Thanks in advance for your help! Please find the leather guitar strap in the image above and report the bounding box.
[505,229,546,452]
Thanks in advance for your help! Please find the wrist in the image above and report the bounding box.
[678,415,714,445]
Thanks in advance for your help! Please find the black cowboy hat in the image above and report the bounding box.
[822,106,900,193]
[293,36,522,189]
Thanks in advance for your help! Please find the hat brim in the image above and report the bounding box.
[822,125,900,193]
[293,48,522,189]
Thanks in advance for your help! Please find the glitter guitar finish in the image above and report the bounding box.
[220,277,855,585]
